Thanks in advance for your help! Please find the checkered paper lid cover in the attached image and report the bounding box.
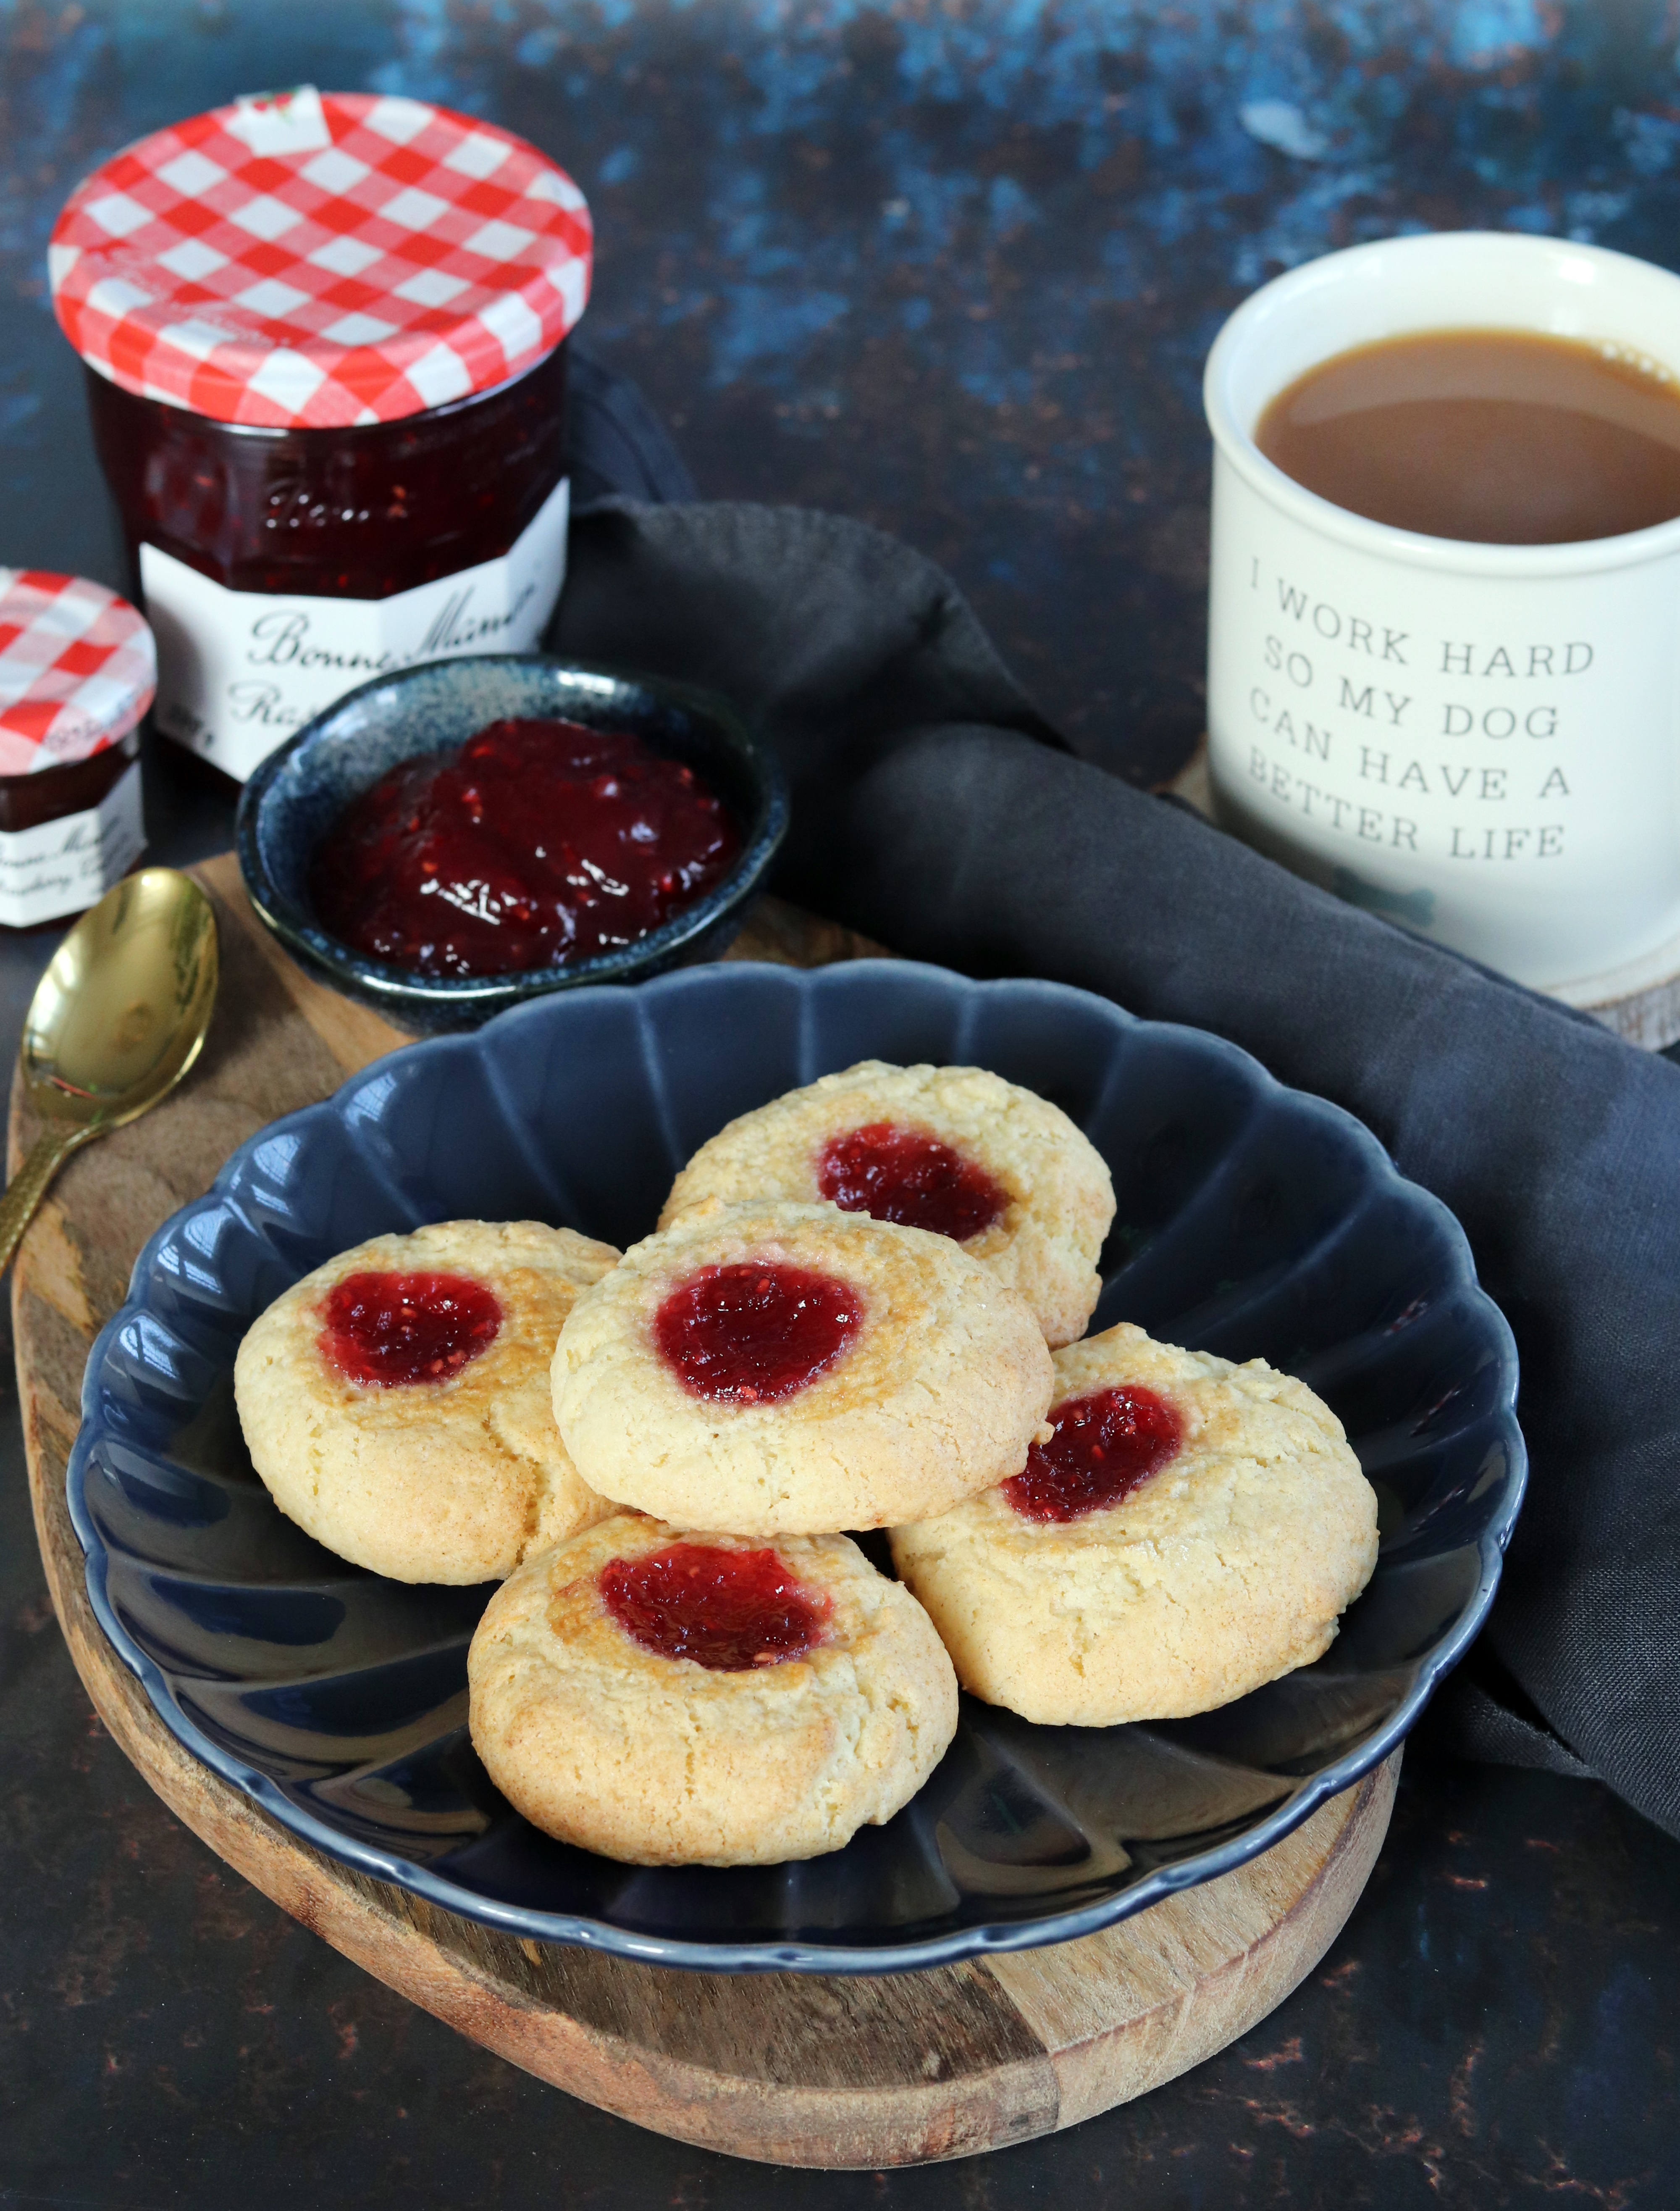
[0,573,156,775]
[49,90,592,430]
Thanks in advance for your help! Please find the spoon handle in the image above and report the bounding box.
[0,1127,89,1277]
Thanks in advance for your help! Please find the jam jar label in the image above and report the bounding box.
[139,473,571,783]
[0,758,144,926]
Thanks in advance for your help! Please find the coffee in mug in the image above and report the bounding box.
[1256,329,1680,545]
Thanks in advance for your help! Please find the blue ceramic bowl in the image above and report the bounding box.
[235,655,788,1029]
[70,962,1525,1974]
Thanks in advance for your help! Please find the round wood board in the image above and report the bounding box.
[9,854,1399,2169]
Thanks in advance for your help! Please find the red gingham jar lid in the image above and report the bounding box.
[48,87,592,431]
[0,572,157,774]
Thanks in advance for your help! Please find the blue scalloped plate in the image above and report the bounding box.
[69,962,1524,1973]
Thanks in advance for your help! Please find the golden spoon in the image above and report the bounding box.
[0,868,219,1275]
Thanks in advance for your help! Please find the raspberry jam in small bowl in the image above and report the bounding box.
[236,653,787,1028]
[309,713,742,978]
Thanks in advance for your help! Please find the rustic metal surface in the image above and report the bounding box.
[2,0,1678,2202]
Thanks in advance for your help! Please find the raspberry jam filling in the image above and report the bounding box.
[599,1542,833,1670]
[653,1261,861,1404]
[310,717,740,980]
[318,1270,502,1388]
[817,1121,1009,1243]
[1004,1385,1183,1522]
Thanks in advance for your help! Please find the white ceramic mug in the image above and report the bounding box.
[1203,231,1680,1002]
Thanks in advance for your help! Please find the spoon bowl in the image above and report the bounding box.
[0,870,218,1271]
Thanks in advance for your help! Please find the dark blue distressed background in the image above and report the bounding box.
[10,0,1680,783]
[3,5,1679,2207]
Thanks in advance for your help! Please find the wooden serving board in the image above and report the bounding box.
[10,854,1399,2169]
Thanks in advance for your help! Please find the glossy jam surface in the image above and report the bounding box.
[310,718,741,979]
[1003,1385,1182,1522]
[817,1121,1010,1243]
[653,1262,861,1404]
[86,343,568,598]
[318,1270,502,1387]
[599,1542,833,1671]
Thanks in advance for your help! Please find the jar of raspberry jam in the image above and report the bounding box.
[50,87,591,785]
[0,570,153,927]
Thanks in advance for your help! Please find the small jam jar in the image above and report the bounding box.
[0,571,154,926]
[49,87,591,783]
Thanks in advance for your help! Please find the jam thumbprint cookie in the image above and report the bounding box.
[467,1519,959,1865]
[235,1220,621,1584]
[551,1199,1055,1534]
[890,1321,1379,1725]
[658,1061,1116,1347]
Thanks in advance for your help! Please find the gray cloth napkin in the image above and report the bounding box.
[550,491,1678,1833]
